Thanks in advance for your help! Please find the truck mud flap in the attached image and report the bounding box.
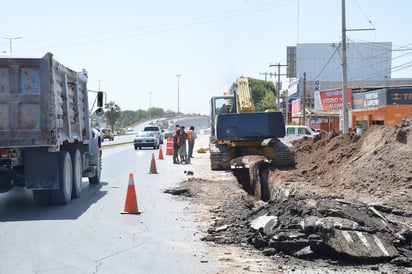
[25,148,59,189]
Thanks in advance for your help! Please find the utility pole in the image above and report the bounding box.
[96,79,103,91]
[340,0,375,133]
[269,63,288,111]
[341,0,349,134]
[259,72,275,82]
[2,36,22,53]
[302,72,307,126]
[176,74,182,114]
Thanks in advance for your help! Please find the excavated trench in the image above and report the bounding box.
[226,158,412,269]
[232,156,273,202]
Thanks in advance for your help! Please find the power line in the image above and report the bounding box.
[17,0,295,52]
[313,44,340,80]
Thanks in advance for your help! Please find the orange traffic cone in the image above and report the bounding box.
[121,173,140,214]
[158,145,164,160]
[149,153,158,174]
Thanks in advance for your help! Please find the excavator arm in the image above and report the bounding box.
[235,77,255,113]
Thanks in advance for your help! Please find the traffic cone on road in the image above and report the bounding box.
[121,173,140,214]
[149,153,158,174]
[158,145,164,160]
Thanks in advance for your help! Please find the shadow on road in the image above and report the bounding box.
[0,182,108,221]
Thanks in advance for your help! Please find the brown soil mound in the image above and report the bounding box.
[283,125,412,209]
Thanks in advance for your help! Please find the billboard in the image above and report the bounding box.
[286,46,296,78]
[315,88,353,110]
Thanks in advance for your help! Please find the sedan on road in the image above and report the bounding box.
[133,131,160,150]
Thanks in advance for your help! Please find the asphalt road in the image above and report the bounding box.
[0,120,215,273]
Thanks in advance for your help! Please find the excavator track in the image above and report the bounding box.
[209,143,231,170]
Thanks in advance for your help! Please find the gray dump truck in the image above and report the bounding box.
[0,53,104,205]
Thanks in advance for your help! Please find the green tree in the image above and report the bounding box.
[104,101,121,132]
[148,107,165,118]
[248,78,276,111]
[119,110,138,128]
[136,109,147,120]
[258,91,277,110]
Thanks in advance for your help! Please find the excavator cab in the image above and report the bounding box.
[210,95,236,138]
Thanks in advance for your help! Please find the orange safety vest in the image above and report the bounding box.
[187,130,193,142]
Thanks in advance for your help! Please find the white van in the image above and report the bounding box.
[284,125,319,141]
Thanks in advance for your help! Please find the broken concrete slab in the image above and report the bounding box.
[322,230,398,259]
[250,215,278,233]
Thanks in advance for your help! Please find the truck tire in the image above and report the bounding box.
[33,190,52,206]
[71,149,82,198]
[89,150,101,184]
[52,151,73,205]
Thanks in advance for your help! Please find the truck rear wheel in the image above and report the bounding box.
[89,150,101,184]
[51,151,73,205]
[71,149,82,198]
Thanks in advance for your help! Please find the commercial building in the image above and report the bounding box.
[284,42,412,130]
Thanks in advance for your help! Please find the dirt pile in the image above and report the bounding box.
[288,125,412,208]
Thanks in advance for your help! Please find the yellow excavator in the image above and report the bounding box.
[209,77,295,171]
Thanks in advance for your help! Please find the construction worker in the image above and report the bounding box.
[178,126,188,164]
[172,129,181,164]
[187,126,197,159]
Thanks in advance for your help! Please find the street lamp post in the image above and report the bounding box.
[176,74,182,114]
[2,36,22,53]
[149,92,152,119]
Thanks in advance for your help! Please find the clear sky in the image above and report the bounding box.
[2,0,411,115]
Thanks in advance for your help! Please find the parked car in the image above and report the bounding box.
[101,128,114,141]
[283,125,319,142]
[143,126,164,144]
[133,131,160,150]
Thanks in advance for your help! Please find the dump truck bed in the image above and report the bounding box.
[0,53,91,151]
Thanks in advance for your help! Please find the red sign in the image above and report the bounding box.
[319,88,352,110]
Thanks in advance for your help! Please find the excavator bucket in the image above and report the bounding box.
[216,112,285,141]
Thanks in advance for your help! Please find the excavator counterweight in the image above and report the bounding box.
[209,77,295,171]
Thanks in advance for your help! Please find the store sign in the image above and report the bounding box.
[387,89,412,105]
[318,88,352,110]
[352,89,386,109]
[352,88,412,109]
